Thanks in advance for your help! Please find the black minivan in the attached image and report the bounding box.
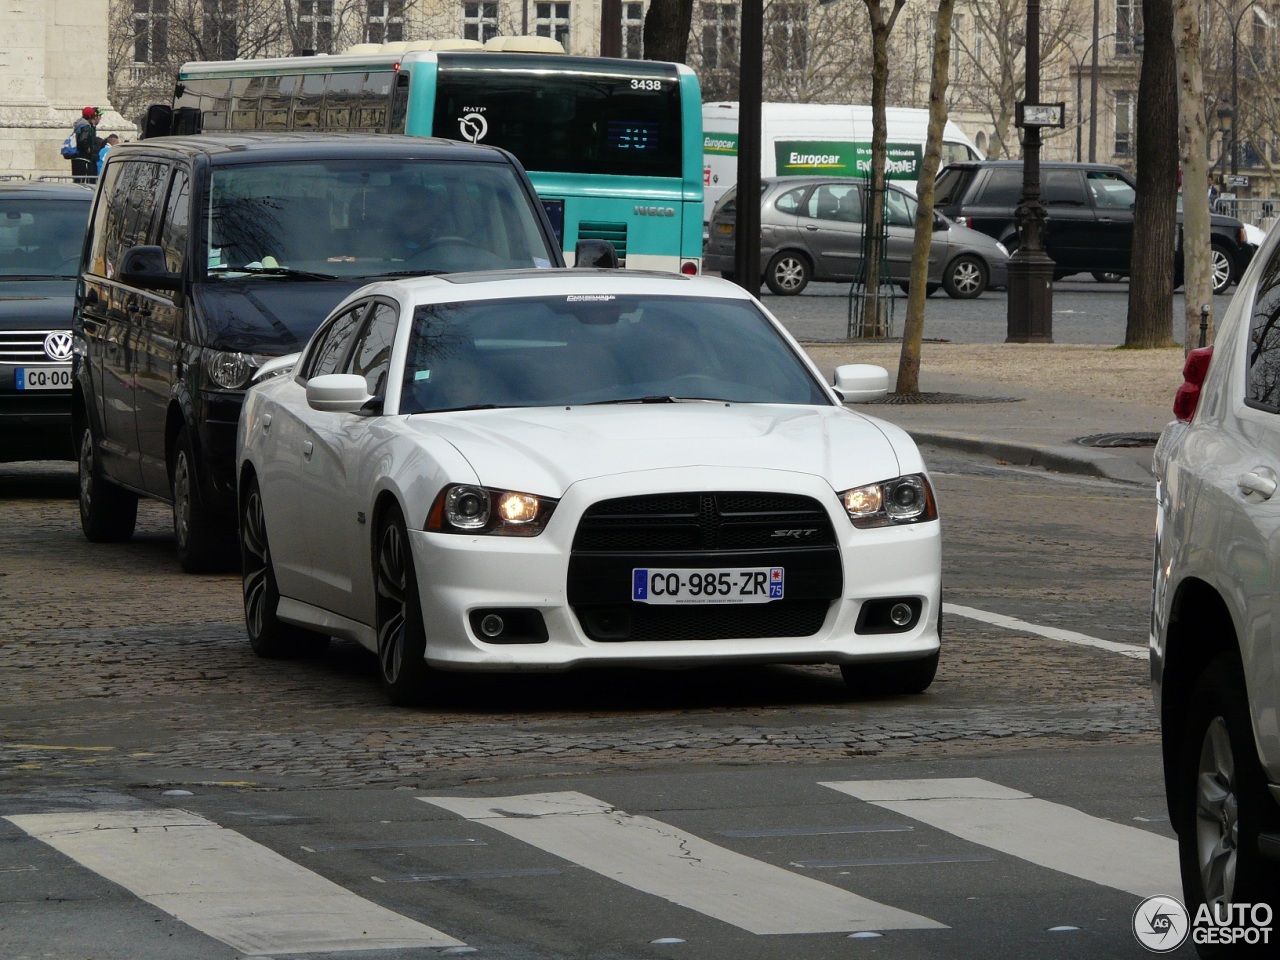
[73,133,565,571]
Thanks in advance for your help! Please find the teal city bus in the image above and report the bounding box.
[145,41,704,274]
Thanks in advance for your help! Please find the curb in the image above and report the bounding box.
[905,429,1155,485]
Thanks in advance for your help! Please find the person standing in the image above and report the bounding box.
[70,107,103,180]
[97,134,119,176]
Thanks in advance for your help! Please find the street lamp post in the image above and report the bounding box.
[1071,32,1114,163]
[1212,0,1260,179]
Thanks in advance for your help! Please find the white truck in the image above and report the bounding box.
[702,101,984,224]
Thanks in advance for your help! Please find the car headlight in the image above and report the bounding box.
[838,474,937,529]
[206,350,268,390]
[426,484,558,536]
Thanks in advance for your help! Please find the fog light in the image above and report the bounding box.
[479,614,505,638]
[889,602,914,627]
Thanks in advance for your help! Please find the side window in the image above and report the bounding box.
[157,169,190,275]
[1087,171,1136,210]
[303,303,369,380]
[979,167,1023,205]
[774,187,808,215]
[884,188,916,227]
[349,301,398,396]
[1247,250,1280,410]
[90,161,165,279]
[805,184,860,222]
[87,162,125,277]
[1043,170,1087,206]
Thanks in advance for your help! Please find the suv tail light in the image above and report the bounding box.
[1173,346,1213,422]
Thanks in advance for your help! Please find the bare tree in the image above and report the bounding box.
[1125,0,1179,347]
[644,0,696,62]
[899,0,955,394]
[759,0,874,102]
[1175,0,1214,350]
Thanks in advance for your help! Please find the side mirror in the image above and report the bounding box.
[119,245,182,291]
[575,238,619,269]
[832,364,889,403]
[141,104,173,140]
[306,373,373,413]
[933,211,950,232]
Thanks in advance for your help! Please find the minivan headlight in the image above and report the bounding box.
[206,351,262,390]
[839,474,937,528]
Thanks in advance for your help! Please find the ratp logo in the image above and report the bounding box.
[458,112,488,143]
[1132,896,1190,953]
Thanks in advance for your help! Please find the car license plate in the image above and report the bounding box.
[632,567,784,605]
[716,223,734,235]
[16,366,72,390]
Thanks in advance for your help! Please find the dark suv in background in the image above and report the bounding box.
[934,160,1255,295]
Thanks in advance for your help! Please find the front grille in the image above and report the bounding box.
[0,330,61,364]
[578,221,627,266]
[568,492,841,642]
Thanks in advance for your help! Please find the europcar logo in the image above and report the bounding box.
[1133,896,1189,952]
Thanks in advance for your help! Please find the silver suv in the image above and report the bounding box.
[1152,221,1280,937]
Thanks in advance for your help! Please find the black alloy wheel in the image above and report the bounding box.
[171,425,236,573]
[77,423,138,542]
[374,503,431,706]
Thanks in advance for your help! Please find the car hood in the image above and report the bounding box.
[943,221,1009,257]
[192,278,372,352]
[0,281,76,330]
[418,403,906,496]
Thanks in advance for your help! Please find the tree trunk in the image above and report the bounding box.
[643,0,695,62]
[1173,0,1213,352]
[1125,0,1178,348]
[898,0,954,393]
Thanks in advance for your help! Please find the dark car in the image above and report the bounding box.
[933,160,1255,295]
[704,176,1009,298]
[1,181,93,461]
[73,133,565,572]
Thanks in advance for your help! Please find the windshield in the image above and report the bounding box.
[203,158,554,281]
[399,293,830,413]
[0,198,91,279]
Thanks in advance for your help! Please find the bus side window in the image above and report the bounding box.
[229,76,261,131]
[294,73,325,130]
[388,72,410,134]
[324,73,361,131]
[260,75,298,131]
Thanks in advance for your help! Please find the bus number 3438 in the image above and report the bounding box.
[630,79,663,91]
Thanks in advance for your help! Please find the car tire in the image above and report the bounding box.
[77,423,138,543]
[1091,271,1125,283]
[1210,242,1234,296]
[764,251,811,296]
[840,651,939,696]
[896,282,939,298]
[942,255,988,299]
[374,502,432,707]
[172,425,237,574]
[241,474,329,658]
[1175,656,1279,942]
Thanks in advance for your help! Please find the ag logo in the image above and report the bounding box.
[459,113,488,143]
[1132,895,1190,952]
[43,331,73,361]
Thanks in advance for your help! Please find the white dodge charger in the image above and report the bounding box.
[236,270,941,705]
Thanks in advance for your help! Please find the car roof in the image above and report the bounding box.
[945,159,1130,174]
[108,132,518,166]
[0,181,96,201]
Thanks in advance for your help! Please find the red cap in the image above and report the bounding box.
[82,106,100,118]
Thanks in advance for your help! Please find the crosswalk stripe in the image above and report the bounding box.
[820,778,1178,897]
[5,809,464,955]
[419,790,946,935]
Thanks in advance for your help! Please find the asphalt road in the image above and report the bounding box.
[0,446,1195,959]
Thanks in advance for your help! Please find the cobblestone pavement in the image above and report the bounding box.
[0,460,1158,794]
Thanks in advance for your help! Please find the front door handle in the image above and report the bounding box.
[1238,470,1277,500]
[302,439,314,461]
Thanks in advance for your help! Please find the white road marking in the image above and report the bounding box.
[420,791,945,935]
[944,602,1148,659]
[820,778,1178,898]
[5,809,463,955]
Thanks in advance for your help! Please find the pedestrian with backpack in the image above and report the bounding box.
[64,107,103,180]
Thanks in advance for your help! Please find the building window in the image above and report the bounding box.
[768,2,807,72]
[702,3,739,70]
[1114,90,1134,156]
[297,0,333,54]
[534,2,571,46]
[202,0,238,60]
[622,2,645,58]
[463,2,500,43]
[134,0,169,63]
[951,13,965,81]
[367,0,405,44]
[1115,0,1139,56]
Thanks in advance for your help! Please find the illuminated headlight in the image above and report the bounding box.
[205,351,263,390]
[427,484,557,536]
[839,474,937,528]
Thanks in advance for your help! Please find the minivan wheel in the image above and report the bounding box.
[374,503,432,707]
[1210,243,1234,295]
[764,251,811,295]
[1176,657,1279,949]
[172,426,236,573]
[942,255,988,299]
[77,424,138,543]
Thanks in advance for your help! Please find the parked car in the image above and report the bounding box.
[73,133,568,572]
[1153,228,1280,936]
[236,270,942,705]
[1,181,93,462]
[933,160,1255,295]
[704,176,1008,298]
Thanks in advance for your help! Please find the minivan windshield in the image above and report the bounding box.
[204,159,554,281]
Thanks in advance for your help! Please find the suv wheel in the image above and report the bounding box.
[1210,242,1234,296]
[1176,657,1279,938]
[77,424,138,543]
[943,255,988,299]
[764,251,811,296]
[172,425,236,573]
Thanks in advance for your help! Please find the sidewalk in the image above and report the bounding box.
[801,341,1187,485]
